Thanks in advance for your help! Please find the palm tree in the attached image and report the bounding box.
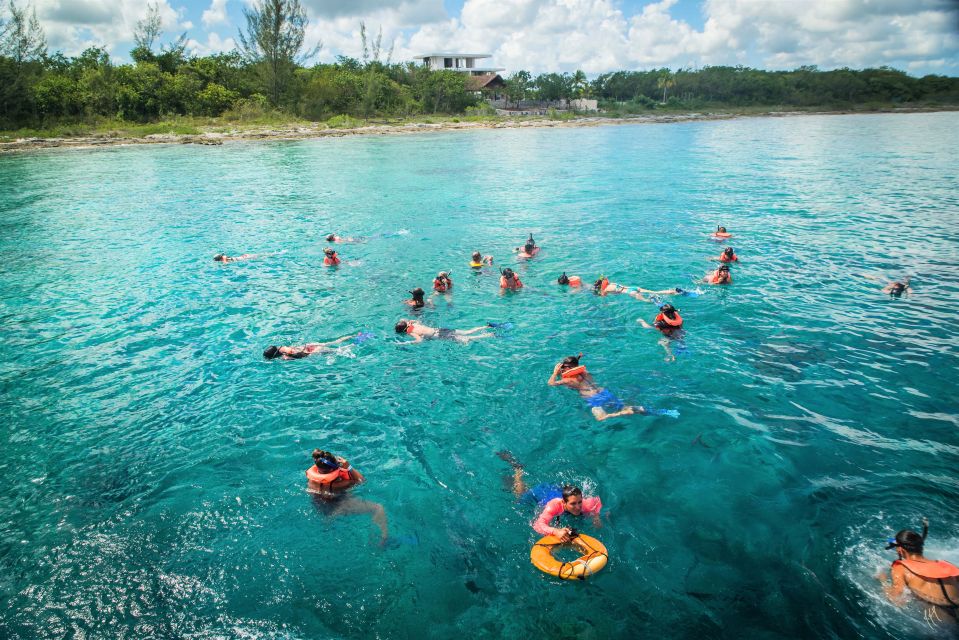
[572,69,588,98]
[657,70,675,103]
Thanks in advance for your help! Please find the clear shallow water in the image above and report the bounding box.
[1,112,958,639]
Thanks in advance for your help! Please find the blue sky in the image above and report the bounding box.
[27,0,959,76]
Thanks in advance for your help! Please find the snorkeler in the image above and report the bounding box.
[638,304,684,361]
[717,247,739,262]
[515,234,540,259]
[404,287,432,309]
[213,253,257,263]
[592,276,683,299]
[705,264,732,285]
[306,448,388,545]
[263,334,357,360]
[558,273,583,287]
[712,226,732,239]
[323,248,341,266]
[547,355,650,421]
[394,319,495,344]
[883,278,913,297]
[497,451,602,542]
[878,518,959,619]
[470,252,494,268]
[325,234,363,243]
[433,271,453,293]
[500,268,523,290]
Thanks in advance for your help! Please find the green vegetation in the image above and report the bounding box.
[0,0,957,138]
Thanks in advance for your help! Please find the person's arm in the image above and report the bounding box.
[321,335,355,347]
[880,564,908,604]
[547,363,564,386]
[637,319,653,329]
[533,500,568,538]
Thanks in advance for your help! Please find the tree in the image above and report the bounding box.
[132,3,188,72]
[359,21,393,118]
[238,0,320,107]
[571,69,588,98]
[657,69,675,103]
[0,0,46,65]
[504,70,531,107]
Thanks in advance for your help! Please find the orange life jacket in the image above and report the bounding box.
[433,278,451,292]
[568,276,582,287]
[307,465,350,484]
[561,365,587,379]
[406,322,416,334]
[655,311,683,330]
[710,271,731,284]
[894,559,959,580]
[501,276,523,289]
[323,254,340,266]
[720,252,738,262]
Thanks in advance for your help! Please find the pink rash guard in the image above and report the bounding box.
[532,496,603,536]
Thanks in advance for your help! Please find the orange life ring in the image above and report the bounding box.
[655,312,683,328]
[568,276,582,286]
[307,465,347,484]
[561,365,587,379]
[530,534,608,580]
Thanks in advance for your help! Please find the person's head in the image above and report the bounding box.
[561,485,584,515]
[558,272,570,285]
[723,247,734,257]
[409,287,425,301]
[524,242,535,254]
[887,529,926,557]
[559,354,580,372]
[890,282,906,296]
[395,320,409,333]
[437,271,449,280]
[717,226,727,233]
[263,345,281,359]
[472,251,481,262]
[718,264,730,274]
[593,275,607,291]
[326,234,336,242]
[502,268,515,280]
[312,449,339,472]
[660,304,677,318]
[324,248,336,257]
[213,254,226,262]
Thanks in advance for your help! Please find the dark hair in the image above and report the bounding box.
[890,282,906,295]
[719,264,730,272]
[395,320,408,333]
[502,268,515,279]
[312,449,339,472]
[410,287,425,300]
[593,276,606,290]
[560,355,580,369]
[717,226,726,232]
[324,248,336,255]
[263,345,281,359]
[561,485,583,502]
[892,529,925,554]
[524,242,535,253]
[213,254,225,261]
[660,304,677,317]
[723,247,734,255]
[472,251,481,261]
[558,272,570,285]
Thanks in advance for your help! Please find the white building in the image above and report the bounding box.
[415,53,505,76]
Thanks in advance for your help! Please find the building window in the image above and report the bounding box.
[466,58,474,69]
[444,58,452,68]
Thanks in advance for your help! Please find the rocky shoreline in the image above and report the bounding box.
[1,107,953,154]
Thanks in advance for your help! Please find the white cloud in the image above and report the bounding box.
[33,0,189,57]
[187,31,237,57]
[202,0,229,28]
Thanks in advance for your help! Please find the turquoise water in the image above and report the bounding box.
[1,112,958,639]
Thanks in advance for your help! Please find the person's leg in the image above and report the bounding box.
[459,326,492,336]
[330,497,389,543]
[460,333,495,344]
[659,336,675,362]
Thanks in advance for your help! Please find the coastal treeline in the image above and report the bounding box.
[1,0,957,132]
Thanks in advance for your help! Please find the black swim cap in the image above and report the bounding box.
[263,346,281,359]
[558,273,570,285]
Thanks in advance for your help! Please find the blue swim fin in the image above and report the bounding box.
[650,408,680,418]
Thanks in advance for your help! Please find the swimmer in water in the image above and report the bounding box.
[394,319,495,344]
[433,271,453,293]
[213,253,257,263]
[263,334,358,360]
[704,264,732,285]
[711,226,732,239]
[717,247,739,263]
[883,278,913,298]
[547,355,648,421]
[500,268,523,290]
[323,248,341,266]
[514,234,540,258]
[306,448,388,545]
[404,288,432,309]
[558,273,583,287]
[325,234,364,243]
[877,518,959,621]
[470,251,494,268]
[497,451,602,542]
[592,276,681,300]
[638,304,684,361]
